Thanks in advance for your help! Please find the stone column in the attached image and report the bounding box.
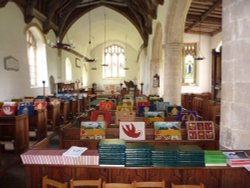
[163,42,183,105]
[57,49,62,81]
[220,0,250,149]
[163,0,191,105]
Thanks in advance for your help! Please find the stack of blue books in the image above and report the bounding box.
[151,145,178,167]
[176,145,204,167]
[98,139,126,166]
[125,143,152,167]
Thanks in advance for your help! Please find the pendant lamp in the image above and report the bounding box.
[195,23,205,61]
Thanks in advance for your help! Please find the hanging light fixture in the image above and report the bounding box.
[101,10,109,67]
[195,23,205,61]
[83,8,97,64]
[88,10,98,70]
[123,34,129,70]
[48,34,74,50]
[87,10,92,56]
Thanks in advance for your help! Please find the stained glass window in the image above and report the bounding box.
[182,43,197,85]
[103,44,125,78]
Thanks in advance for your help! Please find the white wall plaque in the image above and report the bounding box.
[4,56,19,71]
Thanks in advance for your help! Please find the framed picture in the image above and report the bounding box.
[153,74,160,87]
[75,58,81,68]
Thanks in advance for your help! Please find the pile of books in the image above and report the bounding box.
[151,145,178,167]
[98,139,126,166]
[204,150,227,166]
[223,151,250,167]
[176,145,205,167]
[125,143,152,167]
[21,149,99,165]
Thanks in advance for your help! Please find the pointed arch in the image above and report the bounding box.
[25,24,48,88]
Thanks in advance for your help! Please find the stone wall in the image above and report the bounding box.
[220,0,250,149]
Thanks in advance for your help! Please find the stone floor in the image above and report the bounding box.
[0,132,59,188]
[0,151,26,188]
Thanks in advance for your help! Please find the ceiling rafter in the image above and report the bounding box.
[185,0,222,36]
[24,0,37,23]
[43,0,63,33]
[0,0,8,7]
[185,0,222,32]
[1,0,163,46]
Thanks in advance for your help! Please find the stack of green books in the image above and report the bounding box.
[151,145,178,167]
[98,139,126,166]
[125,143,152,167]
[204,150,227,166]
[176,145,204,167]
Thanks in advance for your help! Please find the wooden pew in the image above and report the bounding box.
[31,133,56,149]
[47,103,61,130]
[29,109,48,140]
[182,93,220,123]
[208,101,220,125]
[0,114,29,152]
[60,101,69,124]
[69,100,77,117]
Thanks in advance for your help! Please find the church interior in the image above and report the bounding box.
[0,0,249,188]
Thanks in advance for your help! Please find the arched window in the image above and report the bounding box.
[26,26,48,88]
[65,58,72,81]
[82,63,88,87]
[182,43,197,85]
[103,44,125,78]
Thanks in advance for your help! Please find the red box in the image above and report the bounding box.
[99,101,113,111]
[90,110,111,126]
[1,105,17,116]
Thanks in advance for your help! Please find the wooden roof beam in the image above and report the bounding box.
[0,0,8,7]
[185,0,222,32]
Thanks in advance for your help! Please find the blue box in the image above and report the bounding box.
[17,102,35,116]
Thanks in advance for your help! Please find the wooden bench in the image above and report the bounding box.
[31,132,57,149]
[60,101,70,124]
[47,103,61,130]
[29,109,48,141]
[23,160,250,188]
[0,114,29,152]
